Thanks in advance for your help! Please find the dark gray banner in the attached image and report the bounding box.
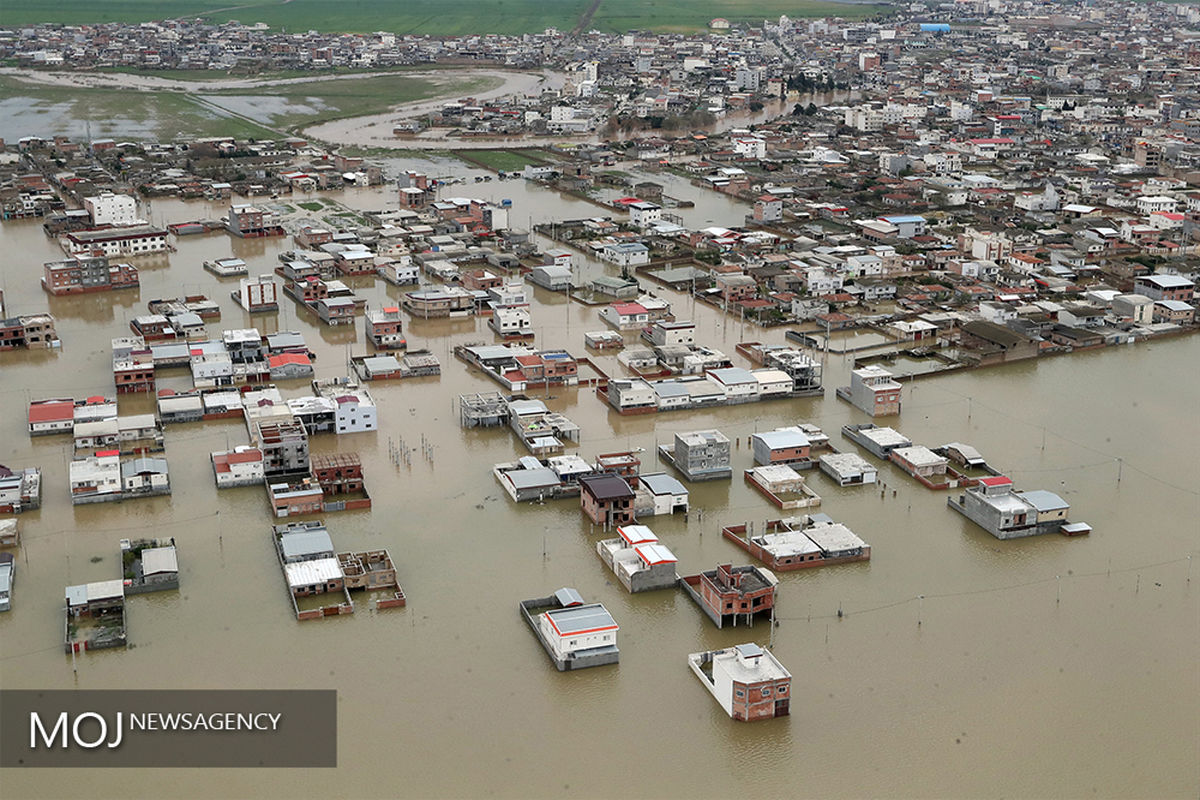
[0,690,336,768]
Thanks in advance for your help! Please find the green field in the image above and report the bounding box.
[0,0,888,33]
[0,72,497,142]
[456,149,551,171]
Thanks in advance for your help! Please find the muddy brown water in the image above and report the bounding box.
[0,185,1197,799]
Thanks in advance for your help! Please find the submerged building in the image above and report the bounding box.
[688,643,791,722]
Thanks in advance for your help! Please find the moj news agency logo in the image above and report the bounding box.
[2,690,335,768]
[30,709,285,749]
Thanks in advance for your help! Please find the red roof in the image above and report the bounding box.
[269,352,310,368]
[28,400,75,423]
[96,449,119,458]
[611,302,647,316]
[979,476,1012,487]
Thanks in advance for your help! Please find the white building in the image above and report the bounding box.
[315,380,378,433]
[69,452,122,503]
[211,446,265,488]
[234,275,279,313]
[536,603,619,662]
[601,242,650,267]
[489,306,533,338]
[688,643,792,721]
[733,137,767,159]
[628,201,662,229]
[818,452,878,486]
[84,192,139,227]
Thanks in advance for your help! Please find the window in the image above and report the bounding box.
[735,690,745,698]
[761,688,771,697]
[777,686,788,695]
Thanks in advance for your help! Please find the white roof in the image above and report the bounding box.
[756,530,821,557]
[892,445,947,468]
[751,464,803,485]
[820,452,875,474]
[617,525,658,545]
[634,543,677,566]
[140,546,178,576]
[803,522,866,553]
[285,558,342,588]
[860,427,911,447]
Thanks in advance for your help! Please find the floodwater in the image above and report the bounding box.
[0,176,1197,800]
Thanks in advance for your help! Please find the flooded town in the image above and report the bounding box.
[0,1,1198,798]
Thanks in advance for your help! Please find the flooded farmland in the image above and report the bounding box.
[0,174,1197,799]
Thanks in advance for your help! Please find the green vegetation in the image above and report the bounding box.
[297,201,325,211]
[1,0,888,33]
[455,149,550,172]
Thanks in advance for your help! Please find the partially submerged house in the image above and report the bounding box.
[688,643,792,722]
[818,452,878,486]
[273,521,403,619]
[596,525,679,592]
[750,427,813,469]
[211,446,265,488]
[519,587,619,671]
[679,564,778,628]
[722,515,870,571]
[120,537,179,594]
[578,473,636,528]
[0,465,41,513]
[842,423,911,459]
[64,580,127,653]
[948,476,1089,539]
[659,430,732,481]
[744,465,821,510]
[836,365,902,417]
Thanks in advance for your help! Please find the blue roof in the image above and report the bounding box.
[879,215,927,224]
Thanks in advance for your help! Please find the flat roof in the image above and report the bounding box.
[279,529,334,560]
[803,522,866,553]
[860,427,911,447]
[711,645,790,682]
[756,530,821,557]
[544,603,618,636]
[1017,489,1069,512]
[285,558,342,588]
[140,546,178,576]
[892,445,947,468]
[820,452,874,473]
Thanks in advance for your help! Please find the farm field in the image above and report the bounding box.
[0,0,887,33]
[198,72,501,131]
[0,71,498,142]
[455,149,552,172]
